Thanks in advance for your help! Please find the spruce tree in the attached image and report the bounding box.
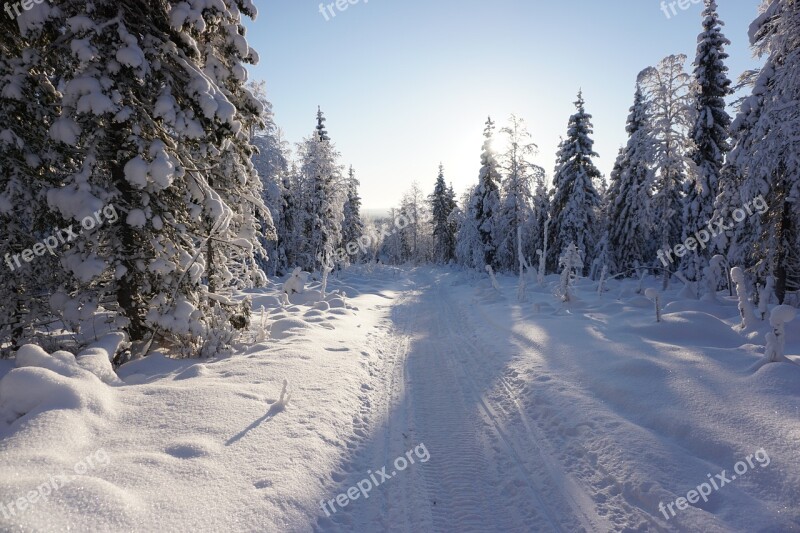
[548,92,603,274]
[683,0,733,281]
[474,117,502,269]
[607,85,654,273]
[724,0,800,302]
[429,164,457,263]
[341,166,365,264]
[299,107,343,271]
[10,0,267,355]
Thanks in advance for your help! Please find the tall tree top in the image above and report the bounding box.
[316,106,330,142]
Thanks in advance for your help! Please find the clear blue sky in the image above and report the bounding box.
[245,0,763,210]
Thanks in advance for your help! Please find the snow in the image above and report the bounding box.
[1,266,798,531]
[123,156,149,189]
[126,209,147,228]
[48,118,82,146]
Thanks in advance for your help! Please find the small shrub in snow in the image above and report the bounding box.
[764,305,797,364]
[282,268,306,296]
[731,267,757,330]
[556,243,582,302]
[757,276,774,321]
[485,265,501,292]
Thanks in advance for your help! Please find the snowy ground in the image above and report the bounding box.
[1,266,799,532]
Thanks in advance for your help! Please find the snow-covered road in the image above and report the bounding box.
[321,270,635,532]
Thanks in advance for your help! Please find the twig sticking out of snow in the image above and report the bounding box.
[764,305,797,364]
[644,288,662,323]
[275,379,292,409]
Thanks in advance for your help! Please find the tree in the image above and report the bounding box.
[496,115,543,272]
[683,0,733,281]
[341,166,365,265]
[455,186,485,269]
[607,85,654,273]
[722,0,800,302]
[639,55,694,283]
[250,81,291,276]
[298,107,344,272]
[18,0,267,356]
[429,164,457,263]
[0,27,66,354]
[548,92,603,274]
[474,117,502,269]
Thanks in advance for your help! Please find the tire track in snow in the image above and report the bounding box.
[468,292,664,531]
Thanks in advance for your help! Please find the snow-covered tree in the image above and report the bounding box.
[638,55,694,282]
[722,0,800,302]
[607,85,654,273]
[429,164,457,263]
[455,186,485,269]
[0,29,66,353]
[398,182,431,263]
[547,92,603,274]
[298,107,344,272]
[250,81,291,276]
[341,166,365,265]
[683,0,733,281]
[474,117,502,269]
[496,115,543,272]
[10,0,267,355]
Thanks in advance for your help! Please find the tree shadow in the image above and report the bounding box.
[226,402,285,446]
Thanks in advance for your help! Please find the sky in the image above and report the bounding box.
[244,0,764,211]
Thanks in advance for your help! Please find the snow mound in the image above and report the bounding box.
[76,333,126,385]
[0,362,115,423]
[631,311,745,348]
[270,318,312,340]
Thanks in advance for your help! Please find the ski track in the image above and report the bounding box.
[317,269,628,532]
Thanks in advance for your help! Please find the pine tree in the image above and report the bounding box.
[298,107,343,272]
[0,27,66,354]
[18,0,267,355]
[724,0,800,302]
[429,164,457,263]
[548,92,603,274]
[341,166,365,265]
[607,85,654,273]
[474,117,502,269]
[683,0,733,281]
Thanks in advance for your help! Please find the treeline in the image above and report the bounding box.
[378,0,799,304]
